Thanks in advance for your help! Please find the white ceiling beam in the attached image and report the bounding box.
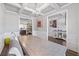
[43,3,60,16]
[20,3,46,16]
[37,3,59,16]
[7,3,22,8]
[19,4,35,16]
[24,7,35,13]
[24,5,44,16]
[50,3,60,10]
[37,3,50,12]
[4,3,23,14]
[45,3,71,16]
[22,3,36,13]
[19,4,24,15]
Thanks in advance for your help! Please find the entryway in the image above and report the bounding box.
[19,18,32,35]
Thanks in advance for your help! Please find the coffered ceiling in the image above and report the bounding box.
[3,3,70,17]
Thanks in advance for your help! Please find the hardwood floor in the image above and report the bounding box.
[0,35,78,56]
[66,49,79,56]
[48,36,66,46]
[19,35,67,56]
[48,36,79,56]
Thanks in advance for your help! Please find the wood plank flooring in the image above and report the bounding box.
[19,35,67,56]
[0,35,78,56]
[48,36,66,46]
[66,49,79,56]
[48,36,78,56]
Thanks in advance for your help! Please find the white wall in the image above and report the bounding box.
[32,16,47,40]
[3,11,20,33]
[67,4,79,52]
[47,4,79,53]
[20,14,32,20]
[0,4,4,34]
[32,17,37,36]
[20,19,32,25]
[0,4,20,34]
[0,4,4,53]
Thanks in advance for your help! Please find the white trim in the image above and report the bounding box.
[32,17,35,35]
[65,9,68,47]
[5,9,18,14]
[6,3,21,8]
[18,13,21,31]
[4,10,20,31]
[60,3,72,9]
[47,16,48,40]
[38,3,49,12]
[24,7,35,13]
[48,10,68,18]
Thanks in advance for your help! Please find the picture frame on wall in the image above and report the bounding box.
[37,21,42,27]
[37,20,42,28]
[50,20,57,28]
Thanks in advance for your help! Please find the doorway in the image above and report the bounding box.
[19,18,32,35]
[48,11,67,46]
